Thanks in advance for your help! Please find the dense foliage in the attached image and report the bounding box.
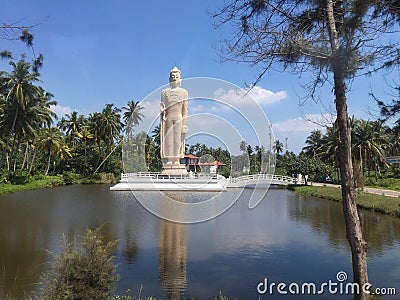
[299,117,400,185]
[0,57,145,182]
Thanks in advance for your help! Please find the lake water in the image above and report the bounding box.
[0,185,399,299]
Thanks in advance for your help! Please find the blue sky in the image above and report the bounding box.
[1,0,397,153]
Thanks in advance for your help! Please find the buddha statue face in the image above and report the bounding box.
[169,67,182,88]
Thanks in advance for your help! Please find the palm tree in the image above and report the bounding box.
[273,140,284,155]
[385,126,400,157]
[151,125,161,147]
[319,125,341,180]
[188,142,202,155]
[303,129,323,158]
[0,70,56,174]
[38,127,71,175]
[353,119,387,177]
[254,145,267,172]
[58,111,85,146]
[0,59,41,168]
[79,126,94,156]
[122,100,144,135]
[10,88,56,173]
[99,104,123,150]
[88,104,123,172]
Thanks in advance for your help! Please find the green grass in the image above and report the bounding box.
[0,172,117,195]
[293,186,400,218]
[365,176,400,191]
[109,289,231,300]
[0,175,64,194]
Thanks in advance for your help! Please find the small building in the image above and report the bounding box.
[180,154,200,172]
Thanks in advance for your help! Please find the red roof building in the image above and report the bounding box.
[180,154,200,172]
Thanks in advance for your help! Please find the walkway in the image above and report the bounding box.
[311,182,400,197]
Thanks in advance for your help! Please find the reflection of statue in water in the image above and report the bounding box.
[158,193,187,299]
[159,219,187,299]
[160,67,188,175]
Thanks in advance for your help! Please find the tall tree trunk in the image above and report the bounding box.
[12,136,22,175]
[12,157,17,174]
[6,153,10,173]
[45,151,51,176]
[28,147,37,175]
[9,133,18,176]
[326,1,369,299]
[334,69,369,299]
[95,141,102,171]
[1,106,19,169]
[359,147,364,177]
[20,142,29,172]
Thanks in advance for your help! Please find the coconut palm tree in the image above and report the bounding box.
[0,59,41,168]
[319,125,340,179]
[273,140,284,155]
[353,119,387,177]
[38,127,71,175]
[10,88,56,173]
[122,100,144,135]
[188,142,202,155]
[99,104,123,150]
[385,126,400,157]
[58,111,85,146]
[88,104,123,172]
[79,126,94,156]
[303,129,323,158]
[151,125,161,147]
[0,75,56,174]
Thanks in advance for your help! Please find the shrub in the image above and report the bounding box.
[62,172,80,185]
[8,174,30,185]
[92,172,116,183]
[39,228,119,300]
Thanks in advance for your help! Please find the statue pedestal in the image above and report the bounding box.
[161,164,188,176]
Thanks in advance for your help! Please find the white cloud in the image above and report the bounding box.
[214,86,287,107]
[50,104,72,117]
[271,114,335,153]
[272,113,334,133]
[190,104,220,113]
[248,86,288,105]
[141,100,160,119]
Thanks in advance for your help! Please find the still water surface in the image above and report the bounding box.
[0,185,399,299]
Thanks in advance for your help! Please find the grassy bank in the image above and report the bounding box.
[0,175,65,194]
[366,177,400,191]
[0,173,117,195]
[291,185,400,218]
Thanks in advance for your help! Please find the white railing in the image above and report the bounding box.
[121,172,218,181]
[228,174,303,186]
[122,172,160,178]
[120,172,303,187]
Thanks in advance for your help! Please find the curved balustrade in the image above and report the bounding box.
[121,172,218,180]
[228,174,303,187]
[119,172,303,188]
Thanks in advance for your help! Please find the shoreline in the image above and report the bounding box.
[291,185,400,218]
[2,178,400,219]
[0,174,117,195]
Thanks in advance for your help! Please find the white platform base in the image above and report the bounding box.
[110,173,227,192]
